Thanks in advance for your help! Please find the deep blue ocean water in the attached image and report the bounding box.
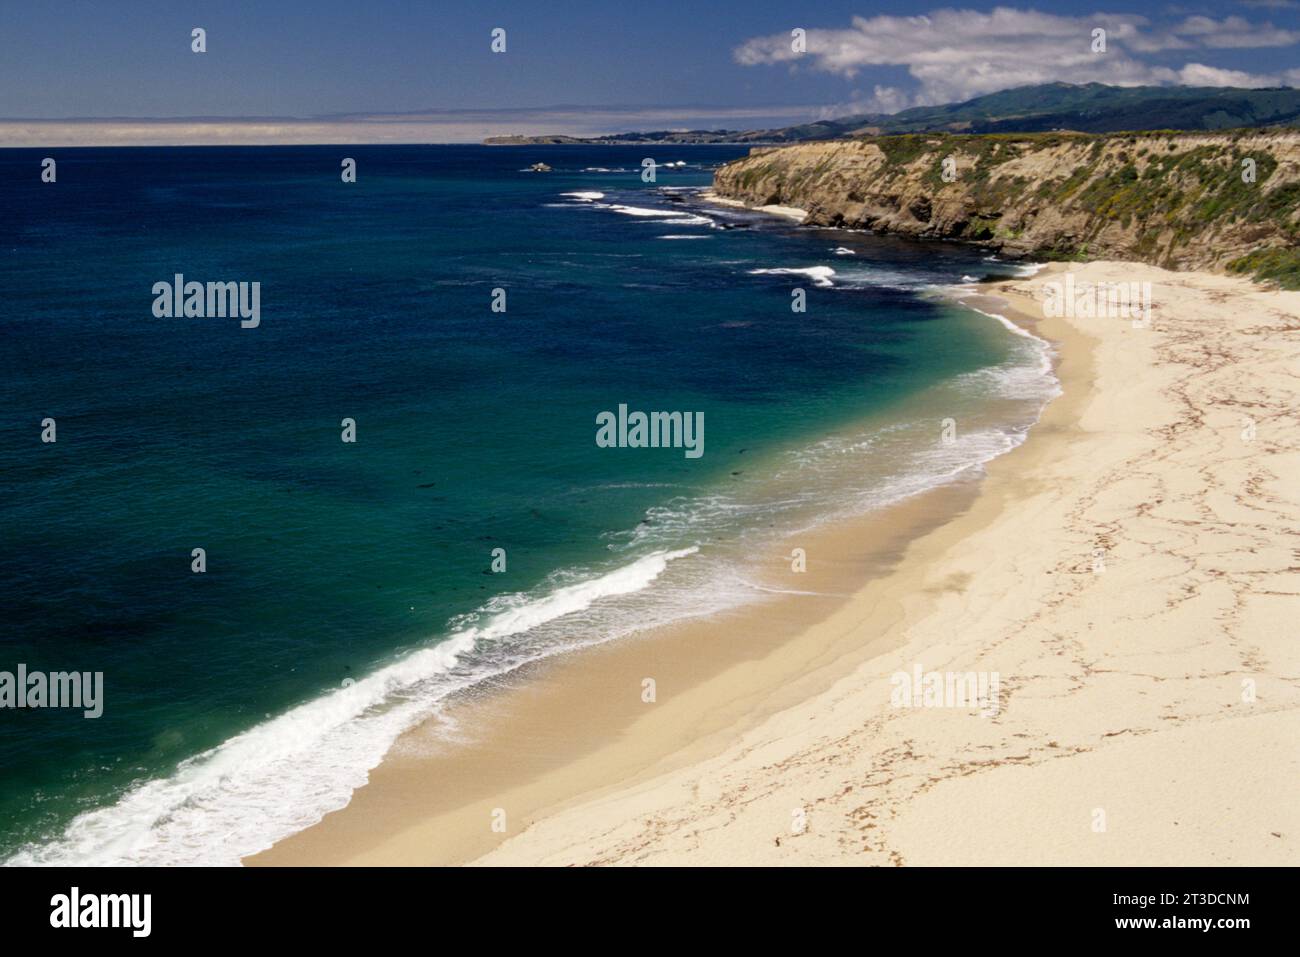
[0,145,1052,863]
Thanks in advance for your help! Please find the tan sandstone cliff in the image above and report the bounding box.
[713,131,1300,286]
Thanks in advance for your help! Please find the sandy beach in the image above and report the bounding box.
[252,260,1300,867]
[698,188,809,222]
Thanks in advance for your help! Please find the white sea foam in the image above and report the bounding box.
[964,304,1046,346]
[655,215,714,226]
[980,257,1046,278]
[956,362,1060,402]
[615,395,1050,565]
[608,204,676,218]
[658,235,711,240]
[582,200,714,227]
[740,581,839,597]
[955,303,1061,403]
[833,266,933,291]
[831,247,856,256]
[562,191,605,202]
[3,547,699,867]
[749,266,836,288]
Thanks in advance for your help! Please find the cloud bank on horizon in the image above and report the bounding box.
[734,8,1300,116]
[0,105,826,149]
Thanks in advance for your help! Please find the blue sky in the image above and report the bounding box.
[1,1,1297,141]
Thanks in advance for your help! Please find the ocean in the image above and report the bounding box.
[0,144,1055,864]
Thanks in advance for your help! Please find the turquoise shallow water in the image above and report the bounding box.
[0,145,1050,863]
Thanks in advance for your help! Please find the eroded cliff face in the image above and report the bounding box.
[713,131,1300,284]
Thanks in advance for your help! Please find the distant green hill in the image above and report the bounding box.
[863,83,1300,135]
[486,83,1300,145]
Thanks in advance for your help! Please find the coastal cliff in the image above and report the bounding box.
[713,131,1300,285]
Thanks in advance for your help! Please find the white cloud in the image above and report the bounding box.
[814,85,934,119]
[1174,15,1299,46]
[1175,63,1272,86]
[735,7,1300,106]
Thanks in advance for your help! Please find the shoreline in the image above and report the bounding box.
[253,260,1300,866]
[248,264,1078,867]
[697,188,808,222]
[249,474,992,865]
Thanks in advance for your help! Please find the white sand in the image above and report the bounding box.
[469,262,1300,865]
[255,261,1299,868]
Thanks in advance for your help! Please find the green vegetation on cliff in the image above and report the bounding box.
[714,130,1300,288]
